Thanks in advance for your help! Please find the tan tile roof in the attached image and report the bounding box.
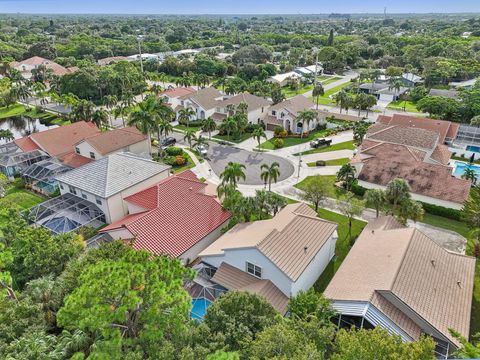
[200,203,337,281]
[377,114,459,143]
[357,142,470,204]
[269,95,314,117]
[160,87,195,98]
[80,127,148,155]
[216,93,272,111]
[430,144,452,165]
[211,262,289,314]
[211,112,227,122]
[324,216,476,346]
[366,124,439,151]
[29,121,100,158]
[178,87,222,110]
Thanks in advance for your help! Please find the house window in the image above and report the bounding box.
[59,184,64,190]
[89,152,96,159]
[68,186,77,195]
[81,192,87,200]
[281,112,285,118]
[95,197,102,205]
[272,110,276,116]
[246,262,262,278]
[75,147,80,154]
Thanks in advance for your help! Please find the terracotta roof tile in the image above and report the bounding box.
[14,136,40,152]
[160,87,195,98]
[80,127,147,155]
[366,124,439,151]
[430,145,452,165]
[58,152,93,168]
[102,171,231,258]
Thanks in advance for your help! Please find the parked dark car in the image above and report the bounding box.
[161,137,176,149]
[310,138,332,148]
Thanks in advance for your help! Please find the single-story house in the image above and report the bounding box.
[400,72,423,87]
[97,56,129,66]
[212,93,272,124]
[264,95,327,133]
[267,71,302,87]
[55,152,170,224]
[449,78,477,89]
[199,203,338,303]
[294,63,323,77]
[428,88,459,98]
[324,216,475,359]
[176,87,223,121]
[99,170,231,264]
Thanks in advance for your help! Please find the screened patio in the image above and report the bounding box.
[22,159,72,195]
[0,145,50,179]
[28,193,106,234]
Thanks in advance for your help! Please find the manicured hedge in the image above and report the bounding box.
[419,201,463,221]
[351,183,367,197]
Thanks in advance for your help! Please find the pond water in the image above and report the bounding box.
[0,116,58,140]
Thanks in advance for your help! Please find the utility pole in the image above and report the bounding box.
[137,35,144,74]
[384,7,387,19]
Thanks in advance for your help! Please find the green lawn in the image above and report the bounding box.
[310,81,351,106]
[452,156,480,165]
[321,76,342,86]
[294,175,342,199]
[213,132,253,144]
[307,158,350,167]
[1,186,45,210]
[174,124,203,132]
[260,129,330,150]
[387,100,420,113]
[420,213,470,238]
[282,84,314,98]
[314,208,367,292]
[294,140,356,156]
[172,152,196,174]
[0,104,27,119]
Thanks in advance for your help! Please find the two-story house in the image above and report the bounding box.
[211,93,272,124]
[176,87,223,121]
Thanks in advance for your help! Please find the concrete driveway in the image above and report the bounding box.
[206,143,295,185]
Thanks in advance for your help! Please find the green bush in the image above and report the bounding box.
[165,147,183,156]
[163,156,177,166]
[420,201,462,221]
[351,183,367,197]
[273,126,285,137]
[315,160,326,166]
[273,138,284,149]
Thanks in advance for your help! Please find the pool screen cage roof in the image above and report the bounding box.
[22,159,71,183]
[454,124,480,146]
[185,263,226,303]
[0,148,50,169]
[27,193,106,234]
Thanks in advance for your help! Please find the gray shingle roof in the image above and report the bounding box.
[55,153,170,198]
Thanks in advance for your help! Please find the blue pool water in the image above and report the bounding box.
[191,298,212,320]
[453,161,480,178]
[467,145,480,153]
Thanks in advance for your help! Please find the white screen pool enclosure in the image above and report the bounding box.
[28,193,106,234]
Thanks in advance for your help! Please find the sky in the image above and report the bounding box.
[0,0,479,14]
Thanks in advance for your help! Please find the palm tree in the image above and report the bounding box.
[236,102,248,114]
[0,129,14,143]
[296,110,317,138]
[462,168,478,185]
[364,189,385,218]
[312,83,325,110]
[183,128,196,148]
[470,115,480,127]
[128,100,156,148]
[202,117,217,139]
[158,119,173,142]
[11,84,32,103]
[31,82,46,107]
[260,162,281,191]
[221,117,237,141]
[385,178,411,214]
[336,164,356,192]
[103,95,118,127]
[334,90,350,113]
[193,134,208,150]
[178,107,196,128]
[220,162,246,187]
[252,127,266,149]
[92,109,109,130]
[71,99,95,122]
[388,78,403,100]
[214,76,227,92]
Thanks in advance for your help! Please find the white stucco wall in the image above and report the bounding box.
[291,234,337,295]
[75,139,151,160]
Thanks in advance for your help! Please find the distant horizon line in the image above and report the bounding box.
[1,12,480,16]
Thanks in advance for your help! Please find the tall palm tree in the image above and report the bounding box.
[260,162,281,191]
[334,90,350,113]
[103,95,118,127]
[388,78,403,100]
[11,84,32,103]
[183,128,196,148]
[252,127,266,149]
[220,162,246,188]
[202,117,217,139]
[236,101,249,114]
[462,168,478,185]
[178,107,196,128]
[71,99,95,122]
[158,119,173,142]
[385,177,411,214]
[221,117,237,141]
[312,83,325,110]
[92,109,109,130]
[336,164,356,192]
[193,134,208,150]
[128,100,156,148]
[364,188,386,218]
[31,82,46,107]
[296,110,317,138]
[0,129,14,143]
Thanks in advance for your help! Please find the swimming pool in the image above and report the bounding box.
[453,161,480,178]
[467,145,480,153]
[191,298,212,320]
